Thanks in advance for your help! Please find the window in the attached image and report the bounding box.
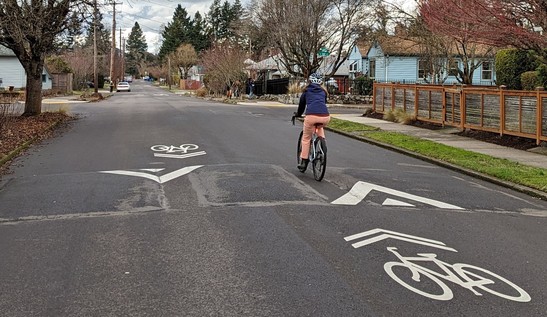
[448,60,459,76]
[418,60,428,79]
[349,61,357,72]
[481,61,492,80]
[42,74,47,82]
[369,59,376,78]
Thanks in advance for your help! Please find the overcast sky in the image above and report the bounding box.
[102,0,237,54]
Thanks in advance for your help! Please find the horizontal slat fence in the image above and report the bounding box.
[373,83,547,145]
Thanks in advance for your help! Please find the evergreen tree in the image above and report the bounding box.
[55,11,83,50]
[159,4,193,60]
[207,0,222,41]
[126,22,148,76]
[83,10,110,55]
[189,11,210,52]
[207,0,243,42]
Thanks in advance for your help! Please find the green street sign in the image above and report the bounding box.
[318,47,330,57]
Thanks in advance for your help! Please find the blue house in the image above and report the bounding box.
[0,45,53,90]
[351,36,497,86]
[347,41,371,79]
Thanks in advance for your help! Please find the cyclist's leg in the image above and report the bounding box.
[315,116,331,138]
[300,117,316,159]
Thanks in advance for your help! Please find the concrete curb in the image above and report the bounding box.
[325,126,547,201]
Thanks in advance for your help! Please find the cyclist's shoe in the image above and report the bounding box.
[297,159,309,172]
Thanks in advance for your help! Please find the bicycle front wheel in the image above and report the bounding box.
[453,263,531,302]
[312,137,327,181]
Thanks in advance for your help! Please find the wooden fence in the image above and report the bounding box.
[373,83,547,145]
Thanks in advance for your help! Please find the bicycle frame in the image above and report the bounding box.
[386,247,492,295]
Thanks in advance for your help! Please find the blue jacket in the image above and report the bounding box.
[297,83,329,116]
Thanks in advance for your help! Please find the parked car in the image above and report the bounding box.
[116,81,131,92]
[326,78,338,88]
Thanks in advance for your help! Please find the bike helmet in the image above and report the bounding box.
[308,72,323,85]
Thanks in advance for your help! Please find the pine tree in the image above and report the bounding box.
[207,0,243,42]
[207,0,222,41]
[55,12,82,50]
[158,4,193,60]
[126,22,148,77]
[83,10,110,55]
[189,11,210,52]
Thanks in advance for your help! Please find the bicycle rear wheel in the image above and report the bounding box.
[312,137,327,181]
[297,131,305,172]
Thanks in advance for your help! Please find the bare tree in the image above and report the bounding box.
[63,47,94,90]
[420,0,546,62]
[0,1,91,116]
[201,42,247,95]
[418,0,497,84]
[169,44,198,80]
[253,0,372,78]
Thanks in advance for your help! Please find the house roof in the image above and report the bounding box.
[355,40,372,55]
[372,35,496,57]
[0,45,16,56]
[249,55,280,71]
[374,36,422,56]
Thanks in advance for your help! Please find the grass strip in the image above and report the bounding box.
[329,117,547,193]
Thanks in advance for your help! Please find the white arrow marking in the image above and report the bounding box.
[382,198,415,207]
[332,181,463,210]
[344,228,457,252]
[153,151,207,159]
[139,168,164,172]
[99,165,203,184]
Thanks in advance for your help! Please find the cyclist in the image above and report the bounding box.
[295,72,330,172]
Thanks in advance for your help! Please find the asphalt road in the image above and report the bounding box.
[1,81,546,316]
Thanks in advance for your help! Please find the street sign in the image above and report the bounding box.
[317,47,330,57]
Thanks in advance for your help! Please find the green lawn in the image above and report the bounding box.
[328,117,547,193]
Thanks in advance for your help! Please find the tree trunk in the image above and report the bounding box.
[22,60,44,116]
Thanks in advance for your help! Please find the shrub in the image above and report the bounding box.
[537,64,547,89]
[520,71,540,90]
[383,110,396,122]
[394,108,416,125]
[287,81,303,94]
[195,87,208,97]
[495,49,538,89]
[353,76,373,95]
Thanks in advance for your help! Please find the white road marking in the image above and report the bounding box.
[382,198,415,207]
[332,181,463,210]
[153,151,206,159]
[344,228,457,252]
[99,165,203,184]
[139,168,164,172]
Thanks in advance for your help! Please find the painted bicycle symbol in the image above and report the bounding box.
[150,144,199,154]
[384,247,531,302]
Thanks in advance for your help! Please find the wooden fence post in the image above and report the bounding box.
[460,88,465,130]
[414,85,419,119]
[500,85,506,136]
[537,87,543,145]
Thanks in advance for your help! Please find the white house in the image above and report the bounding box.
[0,45,53,90]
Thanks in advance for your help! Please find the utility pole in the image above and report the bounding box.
[121,36,125,81]
[119,27,123,81]
[109,1,122,92]
[168,56,171,90]
[93,0,98,93]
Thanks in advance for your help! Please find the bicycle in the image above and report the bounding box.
[150,144,199,154]
[292,113,327,181]
[383,247,531,302]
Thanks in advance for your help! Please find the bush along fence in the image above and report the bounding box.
[373,83,547,145]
